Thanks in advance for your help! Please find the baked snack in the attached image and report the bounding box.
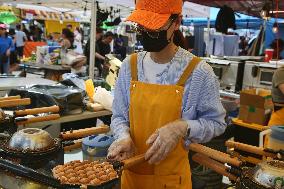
[52,160,118,186]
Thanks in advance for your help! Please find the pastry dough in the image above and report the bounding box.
[52,160,118,186]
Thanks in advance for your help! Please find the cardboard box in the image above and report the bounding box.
[238,89,273,125]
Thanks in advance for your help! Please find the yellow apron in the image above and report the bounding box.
[268,105,284,126]
[121,53,201,189]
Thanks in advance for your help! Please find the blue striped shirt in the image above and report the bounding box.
[111,47,226,145]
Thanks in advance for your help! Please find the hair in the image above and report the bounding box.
[173,30,187,50]
[67,24,72,28]
[9,28,16,36]
[47,34,53,40]
[62,28,74,46]
[96,27,103,34]
[104,31,114,38]
[16,24,21,30]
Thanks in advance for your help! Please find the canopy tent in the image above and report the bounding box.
[185,0,284,18]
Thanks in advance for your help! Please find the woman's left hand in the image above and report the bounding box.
[145,120,188,165]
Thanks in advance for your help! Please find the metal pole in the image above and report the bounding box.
[89,0,97,79]
[206,16,211,57]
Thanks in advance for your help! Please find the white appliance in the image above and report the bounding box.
[243,61,284,90]
[203,58,242,91]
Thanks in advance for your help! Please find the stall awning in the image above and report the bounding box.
[185,0,284,18]
[20,9,76,21]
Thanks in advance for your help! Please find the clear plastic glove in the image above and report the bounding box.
[145,120,188,165]
[107,136,135,161]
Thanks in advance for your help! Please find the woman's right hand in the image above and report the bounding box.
[107,137,135,161]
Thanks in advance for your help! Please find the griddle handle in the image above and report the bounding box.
[189,143,242,167]
[0,98,31,108]
[123,153,146,169]
[14,106,60,116]
[15,114,60,125]
[192,153,238,182]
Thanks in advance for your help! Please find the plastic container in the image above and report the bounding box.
[268,126,284,151]
[82,134,114,161]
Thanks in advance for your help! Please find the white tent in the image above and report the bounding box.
[0,0,210,79]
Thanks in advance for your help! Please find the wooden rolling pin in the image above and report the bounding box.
[15,106,60,116]
[61,125,110,140]
[192,153,238,181]
[15,114,60,125]
[123,154,146,169]
[63,139,83,152]
[226,141,277,158]
[189,143,242,167]
[0,95,20,101]
[0,98,31,108]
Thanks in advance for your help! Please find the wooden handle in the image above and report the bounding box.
[0,98,31,108]
[189,143,242,167]
[192,153,238,181]
[16,114,60,125]
[61,125,110,140]
[0,96,21,101]
[123,154,146,169]
[226,141,277,158]
[15,106,60,116]
[64,139,83,152]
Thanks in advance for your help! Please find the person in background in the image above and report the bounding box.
[15,24,27,59]
[97,31,114,57]
[22,24,31,41]
[8,29,17,72]
[67,24,73,31]
[33,25,43,41]
[97,31,114,76]
[269,65,284,127]
[114,34,127,61]
[74,27,83,54]
[60,28,74,50]
[46,34,59,46]
[107,0,226,188]
[84,28,105,76]
[0,24,12,74]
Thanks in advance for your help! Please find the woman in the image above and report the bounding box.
[0,24,12,74]
[60,28,74,51]
[107,0,226,188]
[74,27,83,54]
[268,66,284,126]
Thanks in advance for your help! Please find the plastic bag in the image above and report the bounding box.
[61,73,86,90]
[93,87,113,111]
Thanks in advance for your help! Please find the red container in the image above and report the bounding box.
[265,49,274,62]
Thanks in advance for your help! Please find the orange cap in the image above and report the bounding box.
[126,0,182,30]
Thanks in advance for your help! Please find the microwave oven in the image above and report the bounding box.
[259,69,274,86]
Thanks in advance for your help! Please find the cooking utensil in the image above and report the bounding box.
[0,96,20,101]
[61,125,110,140]
[226,141,278,159]
[14,106,60,116]
[192,153,238,181]
[0,98,31,108]
[238,160,284,189]
[15,114,60,125]
[189,143,242,167]
[9,128,54,151]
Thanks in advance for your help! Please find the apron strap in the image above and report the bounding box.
[176,56,201,86]
[130,53,138,81]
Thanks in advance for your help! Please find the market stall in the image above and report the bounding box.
[0,0,283,189]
